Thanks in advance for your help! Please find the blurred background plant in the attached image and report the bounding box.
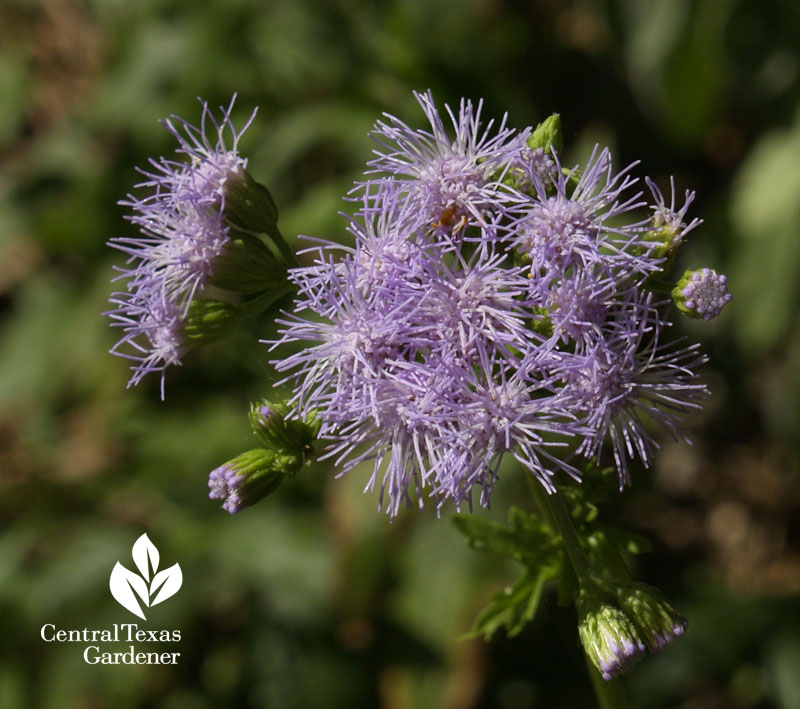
[1,0,799,707]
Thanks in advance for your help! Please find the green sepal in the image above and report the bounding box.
[647,226,683,261]
[249,398,321,463]
[672,269,701,318]
[528,113,563,154]
[223,168,279,232]
[210,233,286,294]
[222,169,298,267]
[612,582,688,653]
[224,448,302,510]
[183,298,243,344]
[577,592,645,680]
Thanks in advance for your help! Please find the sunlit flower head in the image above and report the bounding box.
[108,97,256,396]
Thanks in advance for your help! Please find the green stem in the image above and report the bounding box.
[525,473,558,531]
[527,476,629,709]
[264,221,300,269]
[585,652,630,709]
[526,476,594,588]
[240,283,296,318]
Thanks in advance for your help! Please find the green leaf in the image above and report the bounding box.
[594,524,653,555]
[583,525,653,583]
[559,463,617,526]
[730,106,800,354]
[452,507,558,567]
[466,565,559,641]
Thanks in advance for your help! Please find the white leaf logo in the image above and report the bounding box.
[132,533,159,581]
[109,534,182,619]
[150,564,183,606]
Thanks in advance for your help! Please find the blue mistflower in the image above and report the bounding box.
[511,146,657,279]
[556,293,709,486]
[366,90,526,233]
[266,91,720,514]
[272,181,576,514]
[107,97,256,397]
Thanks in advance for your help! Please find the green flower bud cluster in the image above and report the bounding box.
[578,580,687,681]
[578,592,645,681]
[208,398,320,514]
[248,398,321,464]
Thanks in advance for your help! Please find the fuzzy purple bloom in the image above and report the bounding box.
[366,90,526,232]
[271,90,719,515]
[509,147,659,281]
[555,293,709,486]
[107,96,256,397]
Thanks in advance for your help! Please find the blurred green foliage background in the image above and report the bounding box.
[1,0,799,707]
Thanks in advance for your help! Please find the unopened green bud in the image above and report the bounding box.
[528,114,563,154]
[249,399,321,463]
[222,168,279,234]
[208,448,301,513]
[646,224,683,260]
[578,593,645,681]
[210,233,286,294]
[222,168,297,268]
[614,583,688,653]
[183,299,242,344]
[501,115,563,193]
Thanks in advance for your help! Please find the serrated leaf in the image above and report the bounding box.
[150,563,182,606]
[131,533,159,581]
[508,566,551,638]
[468,594,516,640]
[467,565,559,641]
[452,507,557,568]
[109,562,148,619]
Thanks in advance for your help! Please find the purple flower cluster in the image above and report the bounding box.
[107,97,256,397]
[272,91,716,515]
[676,268,732,320]
[208,464,246,514]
